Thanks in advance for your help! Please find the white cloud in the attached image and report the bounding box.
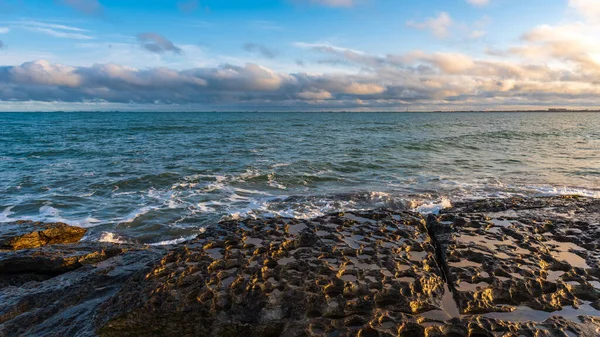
[22,26,94,40]
[467,0,490,7]
[0,27,9,34]
[407,12,453,39]
[9,20,94,40]
[569,0,600,22]
[306,0,355,7]
[297,90,332,100]
[469,30,487,39]
[14,21,89,32]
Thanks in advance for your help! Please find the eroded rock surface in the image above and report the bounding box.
[0,221,87,251]
[97,211,455,336]
[1,197,600,337]
[433,196,600,336]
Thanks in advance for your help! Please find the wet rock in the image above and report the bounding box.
[96,211,451,337]
[0,244,166,336]
[0,221,87,250]
[0,244,124,287]
[2,197,600,336]
[434,196,600,335]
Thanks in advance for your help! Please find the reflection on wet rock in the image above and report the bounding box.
[2,197,600,336]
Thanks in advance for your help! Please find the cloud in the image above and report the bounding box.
[10,20,94,40]
[297,90,332,100]
[23,27,94,40]
[298,0,355,7]
[13,21,89,32]
[467,0,490,7]
[0,27,9,34]
[569,0,600,22]
[57,0,103,15]
[469,30,487,39]
[243,43,277,59]
[137,33,182,54]
[407,12,453,39]
[178,0,199,13]
[2,45,600,111]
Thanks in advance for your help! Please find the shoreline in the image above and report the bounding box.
[1,195,600,336]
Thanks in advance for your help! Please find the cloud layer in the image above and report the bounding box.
[1,0,599,110]
[2,32,600,111]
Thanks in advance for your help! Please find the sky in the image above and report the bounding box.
[0,0,598,111]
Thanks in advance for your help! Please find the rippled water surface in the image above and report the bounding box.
[1,112,599,243]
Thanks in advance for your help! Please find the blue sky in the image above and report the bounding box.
[0,0,598,111]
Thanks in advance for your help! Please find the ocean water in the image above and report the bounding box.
[1,112,599,244]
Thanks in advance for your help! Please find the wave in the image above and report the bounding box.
[1,166,598,245]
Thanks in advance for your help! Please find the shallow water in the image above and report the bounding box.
[1,111,599,243]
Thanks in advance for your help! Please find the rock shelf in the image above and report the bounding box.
[1,196,600,336]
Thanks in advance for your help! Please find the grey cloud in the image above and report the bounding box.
[243,43,277,59]
[137,33,182,54]
[1,53,600,111]
[178,0,199,13]
[57,0,103,15]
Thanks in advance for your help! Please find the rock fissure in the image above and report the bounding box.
[1,196,600,336]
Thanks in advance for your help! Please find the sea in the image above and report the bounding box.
[1,111,599,245]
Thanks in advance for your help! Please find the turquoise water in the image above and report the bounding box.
[1,112,599,244]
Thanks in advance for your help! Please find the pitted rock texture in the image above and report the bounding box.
[433,196,600,336]
[2,197,600,337]
[0,221,87,251]
[97,211,456,337]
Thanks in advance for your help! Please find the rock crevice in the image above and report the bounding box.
[1,196,600,337]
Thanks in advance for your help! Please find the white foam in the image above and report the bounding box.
[523,185,600,198]
[0,206,15,222]
[39,205,60,218]
[413,197,453,215]
[148,235,197,246]
[98,232,129,244]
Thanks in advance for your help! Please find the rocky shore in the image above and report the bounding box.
[1,196,600,337]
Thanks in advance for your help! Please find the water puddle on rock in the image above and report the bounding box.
[555,251,589,269]
[484,302,600,322]
[244,237,263,247]
[545,270,564,282]
[287,223,307,235]
[408,250,428,262]
[491,219,514,228]
[543,240,590,269]
[456,281,490,292]
[449,260,481,268]
[420,284,461,321]
[344,214,378,225]
[205,248,224,259]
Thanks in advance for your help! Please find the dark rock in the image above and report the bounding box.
[2,197,600,336]
[0,244,166,336]
[96,211,447,337]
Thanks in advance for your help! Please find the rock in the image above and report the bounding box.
[0,221,87,250]
[96,211,449,337]
[2,197,600,336]
[0,244,166,336]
